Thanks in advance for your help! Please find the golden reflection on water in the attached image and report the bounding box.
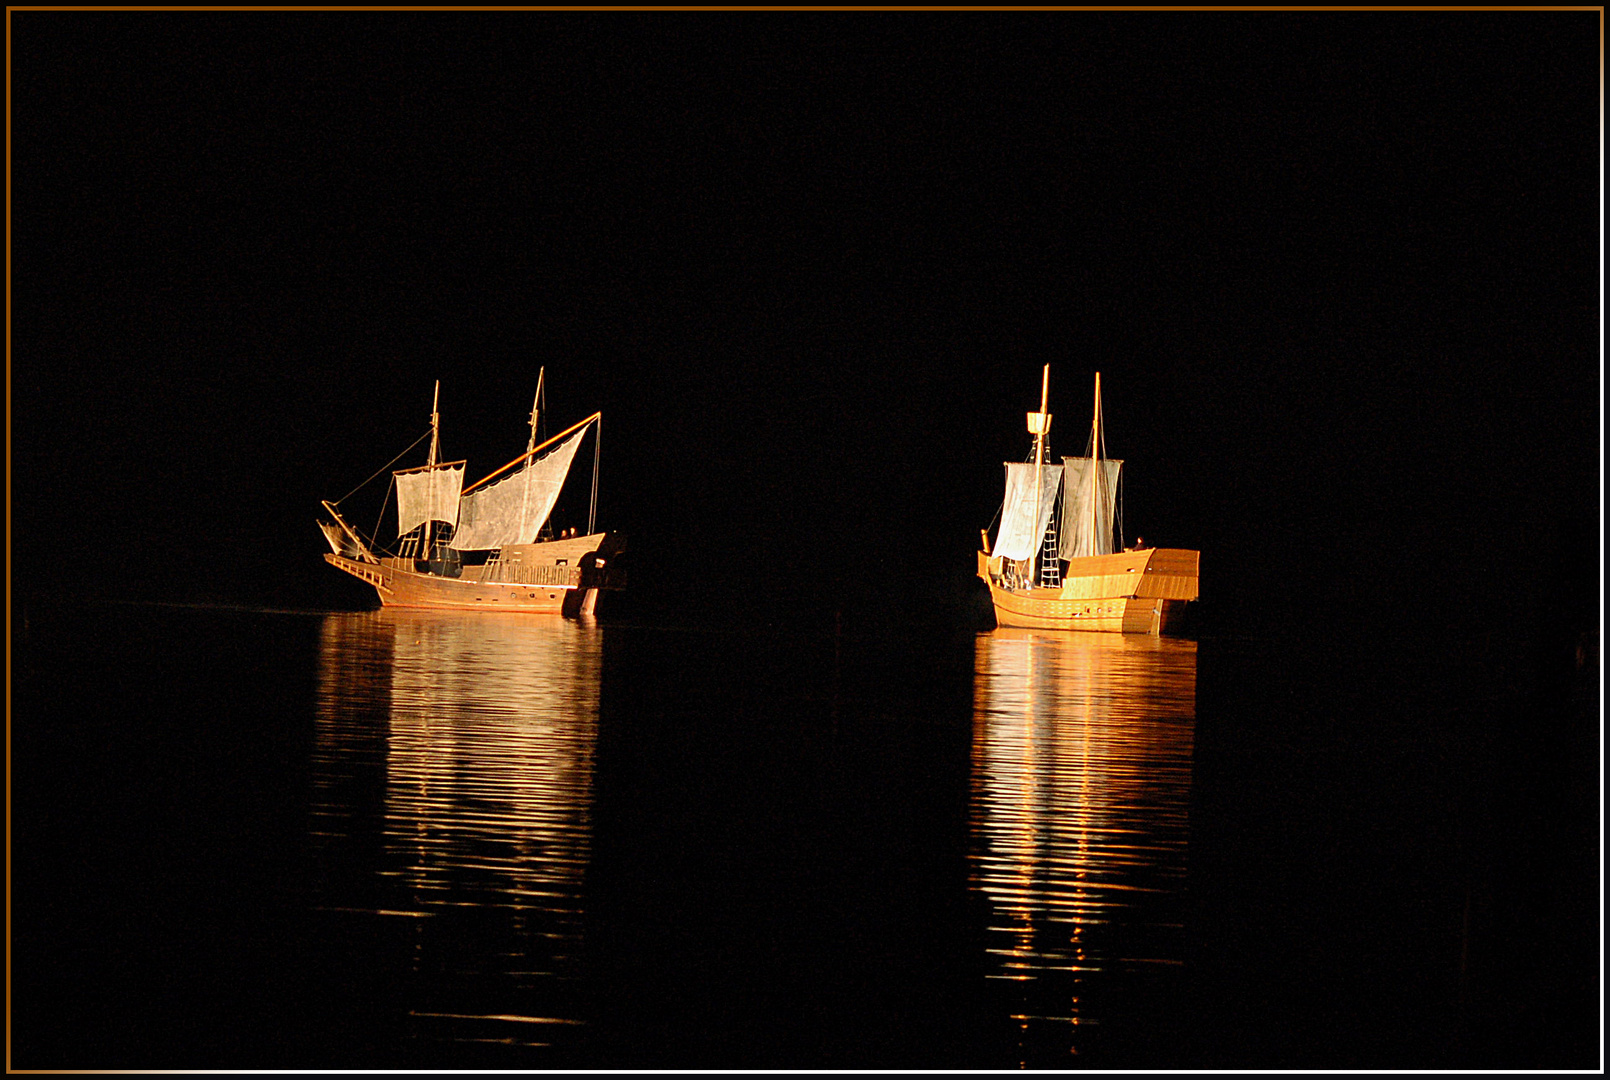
[313,610,602,1051]
[971,628,1197,1062]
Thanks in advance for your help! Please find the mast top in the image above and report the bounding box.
[1090,371,1104,463]
[527,367,545,454]
[428,380,442,468]
[1027,364,1053,436]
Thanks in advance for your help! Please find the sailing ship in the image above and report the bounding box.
[977,366,1198,634]
[319,373,625,615]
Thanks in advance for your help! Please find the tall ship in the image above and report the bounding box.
[319,373,625,615]
[977,367,1198,634]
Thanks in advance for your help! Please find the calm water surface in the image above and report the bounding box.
[11,600,1598,1069]
[312,611,603,1058]
[970,630,1196,1064]
[304,614,1198,1066]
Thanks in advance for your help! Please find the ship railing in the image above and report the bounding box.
[483,562,584,588]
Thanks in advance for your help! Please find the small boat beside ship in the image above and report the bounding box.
[977,367,1198,634]
[319,374,625,615]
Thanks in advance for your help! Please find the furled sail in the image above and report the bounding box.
[319,520,358,559]
[395,461,465,538]
[1058,456,1123,559]
[449,426,587,551]
[992,463,1064,562]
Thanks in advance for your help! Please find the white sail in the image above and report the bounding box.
[1058,456,1123,559]
[992,463,1063,562]
[395,461,465,538]
[449,426,587,551]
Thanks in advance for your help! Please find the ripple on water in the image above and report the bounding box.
[970,628,1197,1065]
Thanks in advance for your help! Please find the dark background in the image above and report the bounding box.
[11,11,1599,643]
[8,10,1602,1071]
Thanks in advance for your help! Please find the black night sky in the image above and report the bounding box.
[8,10,1603,1072]
[12,10,1599,638]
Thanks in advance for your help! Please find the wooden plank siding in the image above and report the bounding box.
[323,529,624,614]
[978,546,1200,635]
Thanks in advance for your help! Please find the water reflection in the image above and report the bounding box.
[313,610,602,1057]
[971,628,1197,1064]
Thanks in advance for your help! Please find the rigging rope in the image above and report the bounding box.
[1118,475,1125,552]
[370,477,395,554]
[336,429,433,506]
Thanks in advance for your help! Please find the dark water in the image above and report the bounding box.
[969,631,1197,1067]
[11,597,1599,1069]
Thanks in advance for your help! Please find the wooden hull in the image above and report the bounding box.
[325,532,624,616]
[978,547,1199,634]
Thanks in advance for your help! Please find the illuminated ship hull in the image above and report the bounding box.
[979,368,1198,636]
[977,547,1198,634]
[325,532,625,616]
[319,376,624,618]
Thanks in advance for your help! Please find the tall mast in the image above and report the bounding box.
[527,367,545,455]
[1090,372,1102,555]
[428,380,441,467]
[1036,365,1051,465]
[1029,364,1051,585]
[519,368,544,543]
[588,414,600,536]
[424,380,441,558]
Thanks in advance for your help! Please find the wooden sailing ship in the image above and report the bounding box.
[319,373,625,615]
[977,367,1198,634]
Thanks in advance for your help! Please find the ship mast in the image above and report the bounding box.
[1090,372,1101,555]
[520,367,544,542]
[1028,364,1051,586]
[528,367,545,453]
[423,380,441,559]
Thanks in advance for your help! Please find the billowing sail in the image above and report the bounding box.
[992,463,1063,562]
[1058,456,1123,559]
[449,426,587,551]
[395,461,465,538]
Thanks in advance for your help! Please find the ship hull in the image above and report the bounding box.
[325,532,624,616]
[978,547,1199,635]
